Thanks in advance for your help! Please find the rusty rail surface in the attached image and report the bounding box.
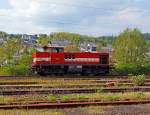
[0,87,150,95]
[1,83,150,89]
[0,100,150,109]
[0,75,129,78]
[0,79,150,84]
[0,78,150,83]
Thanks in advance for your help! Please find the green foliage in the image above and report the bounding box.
[103,94,120,101]
[113,64,150,75]
[113,28,148,65]
[0,36,34,76]
[113,28,150,75]
[0,31,7,38]
[0,47,33,76]
[60,95,70,102]
[97,36,116,45]
[49,32,104,46]
[0,48,5,64]
[130,75,145,86]
[96,43,102,52]
[0,65,29,76]
[75,94,88,101]
[50,32,83,44]
[97,88,104,93]
[0,38,23,66]
[9,64,30,76]
[114,64,138,75]
[37,37,49,45]
[0,66,11,76]
[48,95,57,102]
[145,40,150,46]
[64,44,80,52]
[0,96,13,103]
[3,39,22,60]
[19,54,32,66]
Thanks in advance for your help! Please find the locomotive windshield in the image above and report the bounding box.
[35,46,64,52]
[43,46,64,53]
[52,47,64,53]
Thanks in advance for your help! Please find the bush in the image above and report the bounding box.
[0,65,30,76]
[130,75,145,86]
[48,95,57,102]
[113,64,137,75]
[60,95,70,102]
[75,94,88,101]
[114,64,150,75]
[104,95,120,101]
[10,65,30,76]
[0,66,11,76]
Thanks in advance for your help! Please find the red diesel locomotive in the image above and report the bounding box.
[32,45,110,75]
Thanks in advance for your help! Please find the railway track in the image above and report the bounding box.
[1,83,150,89]
[0,78,130,85]
[0,79,150,84]
[0,82,39,85]
[0,87,150,95]
[0,76,150,110]
[0,75,129,78]
[0,100,150,109]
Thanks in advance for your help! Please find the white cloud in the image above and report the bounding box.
[0,0,79,34]
[115,8,141,24]
[0,0,150,35]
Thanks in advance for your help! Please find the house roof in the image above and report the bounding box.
[49,40,71,46]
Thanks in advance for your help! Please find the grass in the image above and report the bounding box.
[0,96,14,103]
[60,95,70,102]
[0,77,147,89]
[130,75,145,86]
[0,109,64,115]
[48,95,57,102]
[103,94,120,101]
[58,92,150,102]
[0,92,149,104]
[76,94,88,101]
[0,106,110,115]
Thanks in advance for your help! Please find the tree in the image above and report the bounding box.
[96,43,102,52]
[113,28,148,66]
[0,48,5,65]
[49,32,100,45]
[0,31,7,38]
[37,37,49,45]
[64,44,80,52]
[0,38,22,65]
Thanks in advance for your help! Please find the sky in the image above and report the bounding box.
[0,0,150,36]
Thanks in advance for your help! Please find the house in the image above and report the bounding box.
[80,42,97,52]
[0,38,4,45]
[49,40,71,47]
[21,34,37,45]
[101,44,113,54]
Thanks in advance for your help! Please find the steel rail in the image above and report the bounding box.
[0,87,150,95]
[1,83,150,89]
[0,100,150,109]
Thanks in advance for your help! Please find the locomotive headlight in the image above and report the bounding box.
[33,58,51,62]
[33,58,37,62]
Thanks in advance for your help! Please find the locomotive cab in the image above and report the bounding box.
[43,46,64,53]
